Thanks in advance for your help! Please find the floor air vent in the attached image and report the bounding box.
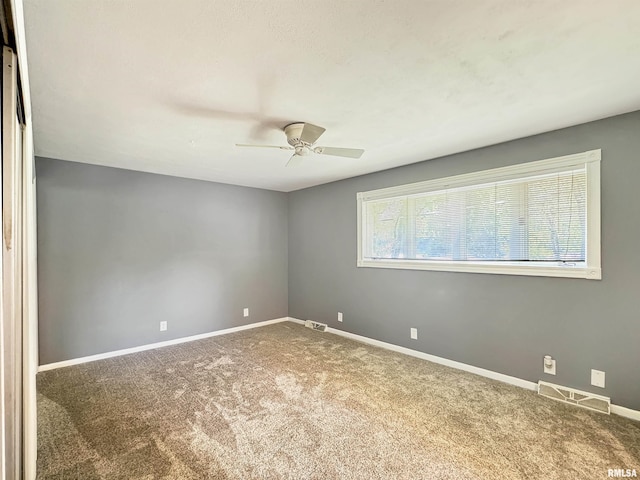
[538,381,610,414]
[305,320,328,332]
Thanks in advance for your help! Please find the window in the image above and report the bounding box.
[357,150,601,279]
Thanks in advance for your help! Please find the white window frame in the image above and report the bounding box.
[357,149,601,280]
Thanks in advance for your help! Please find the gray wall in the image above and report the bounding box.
[288,111,640,411]
[37,158,288,364]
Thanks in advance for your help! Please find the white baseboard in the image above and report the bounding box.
[289,318,640,422]
[611,405,640,422]
[38,317,292,372]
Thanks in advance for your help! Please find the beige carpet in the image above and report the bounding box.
[37,321,639,479]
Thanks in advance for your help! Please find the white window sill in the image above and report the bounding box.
[357,258,601,280]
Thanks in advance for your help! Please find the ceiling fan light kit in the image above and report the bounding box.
[235,122,364,167]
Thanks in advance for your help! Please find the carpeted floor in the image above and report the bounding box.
[37,321,639,479]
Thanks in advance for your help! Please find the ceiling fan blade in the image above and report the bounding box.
[236,144,293,150]
[285,154,304,167]
[314,146,364,159]
[299,123,326,145]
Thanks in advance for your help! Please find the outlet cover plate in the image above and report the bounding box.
[544,358,556,375]
[243,308,249,317]
[338,312,343,322]
[591,369,605,388]
[410,328,418,340]
[160,321,167,332]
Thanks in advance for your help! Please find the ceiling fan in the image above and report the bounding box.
[236,122,364,167]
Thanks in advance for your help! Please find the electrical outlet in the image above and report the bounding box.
[337,312,343,322]
[159,321,167,332]
[410,328,418,340]
[543,355,556,375]
[591,369,605,388]
[243,308,249,317]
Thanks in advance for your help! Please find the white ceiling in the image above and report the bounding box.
[23,1,640,192]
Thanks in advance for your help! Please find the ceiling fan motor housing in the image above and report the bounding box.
[284,123,307,147]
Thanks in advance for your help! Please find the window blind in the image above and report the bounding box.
[364,168,587,263]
